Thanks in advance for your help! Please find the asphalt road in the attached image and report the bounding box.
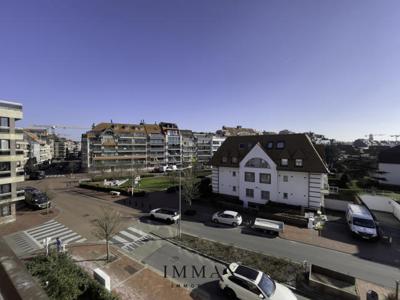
[179,219,400,289]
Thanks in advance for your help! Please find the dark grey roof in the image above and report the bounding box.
[211,134,329,173]
[378,145,400,164]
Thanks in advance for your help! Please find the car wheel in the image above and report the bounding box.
[167,218,172,224]
[232,222,238,227]
[213,218,219,224]
[150,214,155,219]
[223,288,237,299]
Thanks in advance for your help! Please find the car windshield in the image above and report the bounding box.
[258,274,276,297]
[353,217,375,228]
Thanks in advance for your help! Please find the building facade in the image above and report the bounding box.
[211,134,329,209]
[0,101,25,225]
[181,130,196,166]
[377,145,400,186]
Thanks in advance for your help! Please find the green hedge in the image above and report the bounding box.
[25,252,118,300]
[79,183,146,197]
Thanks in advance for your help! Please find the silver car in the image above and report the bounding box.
[212,210,243,227]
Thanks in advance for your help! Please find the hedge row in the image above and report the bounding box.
[79,183,146,197]
[25,252,118,300]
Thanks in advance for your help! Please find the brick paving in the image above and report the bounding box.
[68,243,193,300]
[0,207,60,237]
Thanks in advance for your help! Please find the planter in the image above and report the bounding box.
[308,265,359,300]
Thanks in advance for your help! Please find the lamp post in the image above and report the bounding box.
[177,165,192,239]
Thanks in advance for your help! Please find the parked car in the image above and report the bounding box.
[346,204,378,240]
[25,188,51,210]
[150,208,180,223]
[219,262,297,300]
[212,210,242,227]
[30,170,45,180]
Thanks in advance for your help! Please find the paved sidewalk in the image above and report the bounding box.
[0,207,59,237]
[68,243,193,300]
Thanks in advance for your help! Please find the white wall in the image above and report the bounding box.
[379,163,400,186]
[218,167,239,197]
[277,171,309,206]
[324,198,350,212]
[359,194,400,222]
[238,144,277,207]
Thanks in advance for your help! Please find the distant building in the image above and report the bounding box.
[181,130,196,166]
[377,145,400,186]
[23,131,52,164]
[217,125,259,137]
[0,100,25,225]
[211,134,329,209]
[160,122,181,166]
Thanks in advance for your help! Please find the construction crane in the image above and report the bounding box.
[391,134,400,142]
[30,124,90,136]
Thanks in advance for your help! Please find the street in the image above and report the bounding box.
[8,177,400,297]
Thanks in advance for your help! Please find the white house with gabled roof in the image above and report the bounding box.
[211,134,330,209]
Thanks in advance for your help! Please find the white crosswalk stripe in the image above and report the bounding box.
[111,226,155,252]
[25,220,86,247]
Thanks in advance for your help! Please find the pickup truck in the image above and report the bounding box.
[244,218,284,236]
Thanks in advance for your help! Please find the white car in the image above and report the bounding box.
[219,263,297,300]
[150,208,180,223]
[212,210,242,227]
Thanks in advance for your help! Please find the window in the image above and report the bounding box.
[283,175,288,182]
[232,157,238,163]
[261,190,270,200]
[229,276,249,290]
[0,204,11,217]
[244,172,255,182]
[281,158,288,166]
[246,188,254,198]
[222,156,228,163]
[0,117,9,127]
[0,140,10,150]
[0,162,10,171]
[232,171,236,177]
[245,158,270,168]
[295,159,303,167]
[0,184,11,194]
[276,141,285,149]
[232,186,236,192]
[267,142,274,149]
[259,173,271,184]
[239,143,245,149]
[283,193,288,199]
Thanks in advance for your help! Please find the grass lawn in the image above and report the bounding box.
[173,233,303,287]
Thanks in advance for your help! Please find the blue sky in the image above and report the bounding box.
[0,0,399,141]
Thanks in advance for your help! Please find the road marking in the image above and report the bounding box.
[25,220,87,247]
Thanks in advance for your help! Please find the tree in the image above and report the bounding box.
[182,168,200,207]
[92,209,122,262]
[168,170,178,186]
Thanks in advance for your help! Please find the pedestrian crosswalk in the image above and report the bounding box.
[111,226,155,252]
[25,220,86,247]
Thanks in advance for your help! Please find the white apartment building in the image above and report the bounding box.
[377,145,400,186]
[211,134,329,209]
[0,100,25,225]
[23,131,52,164]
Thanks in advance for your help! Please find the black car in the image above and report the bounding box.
[25,188,51,209]
[30,170,46,180]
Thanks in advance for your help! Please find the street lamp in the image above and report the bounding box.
[177,165,192,239]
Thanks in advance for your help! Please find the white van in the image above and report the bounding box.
[346,204,377,239]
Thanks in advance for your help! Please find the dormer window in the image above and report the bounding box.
[295,159,303,167]
[267,142,274,149]
[239,143,245,149]
[222,156,228,163]
[281,158,288,166]
[276,141,285,149]
[232,157,238,163]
